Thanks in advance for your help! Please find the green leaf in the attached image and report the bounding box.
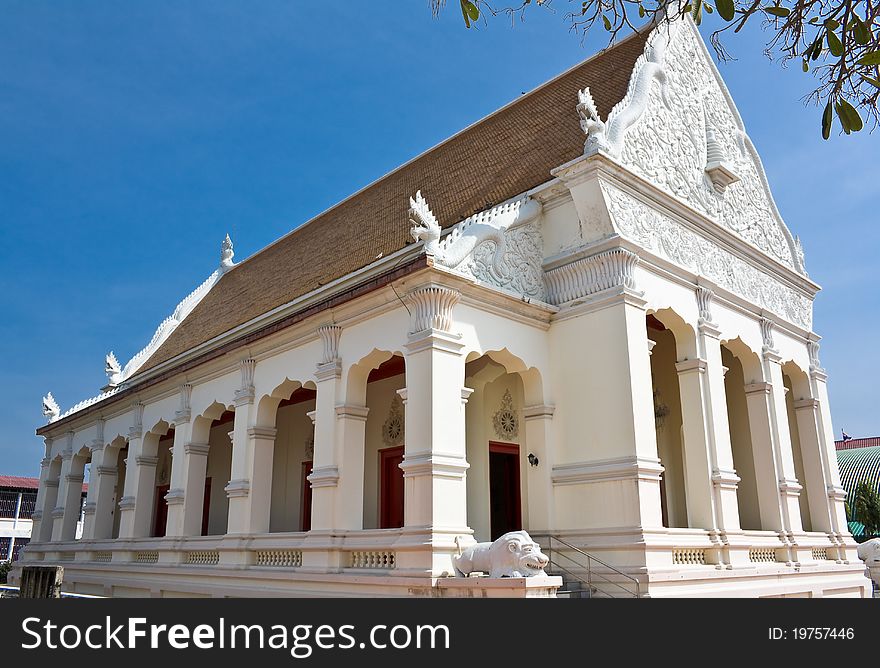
[460,0,471,27]
[810,35,823,61]
[464,0,480,21]
[823,18,840,30]
[857,51,880,66]
[603,14,612,30]
[862,75,880,90]
[802,60,809,72]
[764,6,790,17]
[638,4,646,17]
[692,0,703,25]
[837,98,864,133]
[705,3,713,13]
[853,18,870,45]
[826,30,843,57]
[821,100,833,140]
[716,0,735,21]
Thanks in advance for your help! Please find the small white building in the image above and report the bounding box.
[2,475,85,563]
[18,16,871,597]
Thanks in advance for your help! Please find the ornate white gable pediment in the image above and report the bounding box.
[582,18,806,275]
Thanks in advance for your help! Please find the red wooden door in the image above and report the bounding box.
[153,484,170,537]
[379,445,405,529]
[489,442,522,541]
[301,461,313,532]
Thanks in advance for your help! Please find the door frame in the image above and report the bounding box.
[488,441,522,538]
[379,445,405,529]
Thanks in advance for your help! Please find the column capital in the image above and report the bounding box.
[744,381,773,396]
[135,455,159,467]
[335,405,370,421]
[225,478,251,498]
[523,404,556,420]
[307,465,340,488]
[711,468,741,490]
[118,496,136,510]
[50,507,65,519]
[317,324,343,365]
[96,465,117,476]
[405,329,465,355]
[89,438,105,453]
[793,398,820,411]
[315,359,342,381]
[44,479,59,489]
[809,366,828,382]
[778,479,803,496]
[404,284,461,336]
[82,502,97,516]
[235,358,257,405]
[64,473,84,484]
[60,448,73,461]
[174,383,193,425]
[544,246,641,306]
[164,488,185,505]
[675,358,708,375]
[399,453,470,480]
[40,457,51,469]
[173,409,192,426]
[247,426,278,440]
[184,442,211,456]
[827,485,847,502]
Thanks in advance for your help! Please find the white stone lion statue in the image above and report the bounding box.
[453,530,550,578]
[857,538,880,586]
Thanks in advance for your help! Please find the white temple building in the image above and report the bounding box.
[17,16,871,597]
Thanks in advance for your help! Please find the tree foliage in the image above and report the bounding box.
[850,480,880,535]
[430,0,880,138]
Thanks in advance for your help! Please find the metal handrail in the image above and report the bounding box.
[545,535,641,598]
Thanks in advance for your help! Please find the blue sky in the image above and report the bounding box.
[0,2,876,476]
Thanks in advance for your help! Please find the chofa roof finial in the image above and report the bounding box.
[220,233,235,272]
[42,392,60,423]
[105,351,123,388]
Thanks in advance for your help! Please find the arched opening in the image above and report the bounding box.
[463,351,538,542]
[71,445,91,541]
[647,313,689,528]
[721,342,762,530]
[257,381,317,533]
[203,409,235,536]
[111,444,128,539]
[355,353,406,530]
[149,427,174,537]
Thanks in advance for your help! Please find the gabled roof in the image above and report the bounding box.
[134,29,650,375]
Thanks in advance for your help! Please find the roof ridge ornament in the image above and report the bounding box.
[408,190,442,254]
[105,351,123,388]
[42,392,60,423]
[580,22,672,158]
[220,233,235,273]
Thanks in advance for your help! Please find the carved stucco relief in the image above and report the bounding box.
[616,20,803,273]
[460,222,545,301]
[602,181,813,329]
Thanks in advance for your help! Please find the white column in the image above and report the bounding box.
[400,284,472,574]
[30,441,53,543]
[164,384,194,537]
[806,341,854,559]
[117,403,150,539]
[226,358,275,536]
[51,437,80,542]
[675,288,742,563]
[88,457,118,540]
[522,404,555,531]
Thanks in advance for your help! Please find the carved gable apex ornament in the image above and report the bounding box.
[583,16,806,276]
[220,233,235,272]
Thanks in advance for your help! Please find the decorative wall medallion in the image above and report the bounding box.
[493,389,519,440]
[382,394,404,447]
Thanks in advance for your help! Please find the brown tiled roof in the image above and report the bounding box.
[136,30,649,374]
